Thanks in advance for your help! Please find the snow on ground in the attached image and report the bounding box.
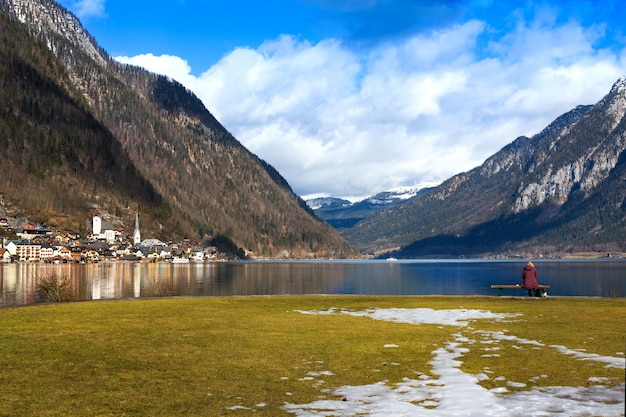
[286,308,625,417]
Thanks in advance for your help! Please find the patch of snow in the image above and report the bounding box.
[226,405,251,411]
[550,345,626,369]
[316,307,521,327]
[386,182,441,199]
[294,308,341,316]
[286,308,625,416]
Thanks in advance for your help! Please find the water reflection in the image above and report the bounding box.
[1,259,625,307]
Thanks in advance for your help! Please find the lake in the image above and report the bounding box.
[1,259,625,307]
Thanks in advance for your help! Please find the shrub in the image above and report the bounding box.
[36,271,75,302]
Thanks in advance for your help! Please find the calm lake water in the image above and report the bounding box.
[1,259,625,307]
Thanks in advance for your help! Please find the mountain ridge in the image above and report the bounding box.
[342,78,626,257]
[306,183,438,229]
[0,0,356,258]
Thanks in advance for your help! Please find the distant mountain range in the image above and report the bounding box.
[338,78,626,258]
[306,183,438,229]
[0,0,356,259]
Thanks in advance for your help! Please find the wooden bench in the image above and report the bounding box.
[491,284,550,297]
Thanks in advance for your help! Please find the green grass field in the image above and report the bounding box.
[0,296,624,416]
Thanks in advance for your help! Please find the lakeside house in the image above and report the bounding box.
[14,225,52,241]
[0,247,11,263]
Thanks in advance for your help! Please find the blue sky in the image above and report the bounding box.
[58,0,626,200]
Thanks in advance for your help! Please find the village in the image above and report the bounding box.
[0,214,219,263]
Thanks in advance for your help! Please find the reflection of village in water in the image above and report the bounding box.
[1,262,219,307]
[1,214,219,264]
[0,261,352,307]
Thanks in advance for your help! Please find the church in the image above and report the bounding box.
[91,212,140,245]
[133,212,141,246]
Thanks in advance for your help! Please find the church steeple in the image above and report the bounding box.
[133,212,141,246]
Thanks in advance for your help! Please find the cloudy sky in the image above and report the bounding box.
[58,0,626,201]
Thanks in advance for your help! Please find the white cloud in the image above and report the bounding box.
[115,14,626,200]
[115,53,195,83]
[68,0,106,19]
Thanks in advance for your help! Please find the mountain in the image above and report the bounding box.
[343,78,626,258]
[0,0,356,258]
[306,197,353,211]
[306,183,438,229]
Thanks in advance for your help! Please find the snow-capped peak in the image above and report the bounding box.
[382,182,442,201]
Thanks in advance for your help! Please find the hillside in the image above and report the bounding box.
[344,78,626,258]
[0,9,167,233]
[0,0,356,258]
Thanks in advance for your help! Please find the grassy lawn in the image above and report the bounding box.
[0,296,624,416]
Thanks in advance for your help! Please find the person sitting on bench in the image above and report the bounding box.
[521,261,541,296]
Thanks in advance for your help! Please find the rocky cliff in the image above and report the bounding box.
[344,78,626,257]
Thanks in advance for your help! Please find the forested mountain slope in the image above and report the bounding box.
[0,10,167,233]
[344,78,626,258]
[0,0,355,258]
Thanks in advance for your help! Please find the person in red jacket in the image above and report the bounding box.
[521,261,540,297]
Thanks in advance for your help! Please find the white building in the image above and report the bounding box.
[0,248,11,262]
[93,215,102,236]
[104,229,116,244]
[133,212,141,246]
[40,245,55,261]
[92,216,118,244]
[5,241,41,261]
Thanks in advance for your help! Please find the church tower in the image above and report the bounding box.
[93,215,102,237]
[133,212,141,246]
